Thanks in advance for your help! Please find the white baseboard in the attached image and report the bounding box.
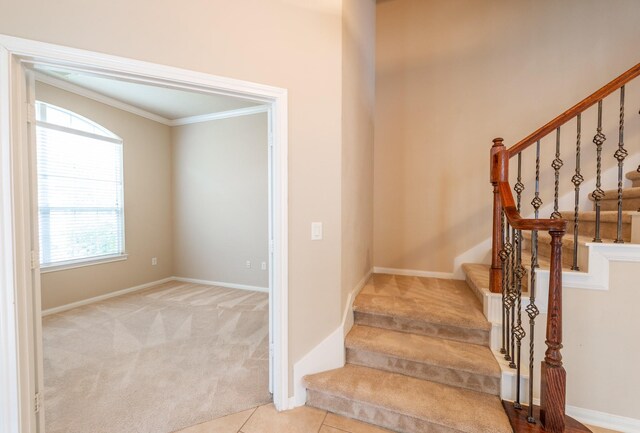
[373,266,459,280]
[41,277,175,316]
[290,268,373,408]
[291,324,344,407]
[172,276,269,293]
[566,404,640,433]
[42,276,268,316]
[528,398,640,433]
[342,270,372,338]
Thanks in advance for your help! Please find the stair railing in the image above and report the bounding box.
[490,62,640,433]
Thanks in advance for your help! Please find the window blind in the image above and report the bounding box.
[36,102,125,268]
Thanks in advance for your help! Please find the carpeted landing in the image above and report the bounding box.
[305,273,512,433]
[42,281,271,433]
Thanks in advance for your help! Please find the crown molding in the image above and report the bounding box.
[170,104,269,126]
[34,71,173,125]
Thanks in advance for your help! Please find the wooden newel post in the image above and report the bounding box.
[490,138,506,294]
[540,229,567,433]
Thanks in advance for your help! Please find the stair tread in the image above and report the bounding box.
[354,274,490,332]
[346,325,501,378]
[305,364,512,433]
[560,210,635,223]
[625,170,640,181]
[588,186,640,200]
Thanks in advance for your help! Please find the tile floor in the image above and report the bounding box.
[173,404,393,433]
[173,403,620,433]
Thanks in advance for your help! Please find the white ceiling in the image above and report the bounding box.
[34,66,262,121]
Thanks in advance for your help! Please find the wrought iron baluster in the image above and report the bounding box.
[513,230,525,409]
[526,227,539,422]
[500,209,508,356]
[509,225,517,368]
[504,225,513,362]
[532,141,543,218]
[571,115,583,270]
[551,127,563,219]
[615,86,627,243]
[592,100,605,242]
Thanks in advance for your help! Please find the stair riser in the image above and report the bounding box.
[521,237,576,269]
[354,311,490,346]
[632,179,640,188]
[597,197,640,211]
[565,219,631,242]
[307,390,461,433]
[346,348,500,395]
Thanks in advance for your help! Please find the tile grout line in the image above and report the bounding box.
[317,410,330,433]
[237,405,259,433]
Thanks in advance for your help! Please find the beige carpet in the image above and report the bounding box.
[42,281,271,433]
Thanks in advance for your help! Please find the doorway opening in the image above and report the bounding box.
[0,35,289,433]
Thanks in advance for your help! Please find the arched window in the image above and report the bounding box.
[36,101,125,269]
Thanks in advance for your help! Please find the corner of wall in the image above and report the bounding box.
[290,268,372,407]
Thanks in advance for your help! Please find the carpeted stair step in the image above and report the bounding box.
[353,274,491,346]
[346,325,501,395]
[589,186,640,211]
[562,210,632,242]
[304,364,512,433]
[626,169,640,187]
[521,230,587,270]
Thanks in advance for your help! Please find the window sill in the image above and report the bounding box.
[40,254,128,274]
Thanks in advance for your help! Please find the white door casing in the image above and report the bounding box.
[0,34,290,433]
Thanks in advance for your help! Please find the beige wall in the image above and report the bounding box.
[0,0,346,384]
[526,261,640,419]
[36,82,173,310]
[341,0,376,309]
[564,261,640,418]
[172,114,269,288]
[374,0,640,273]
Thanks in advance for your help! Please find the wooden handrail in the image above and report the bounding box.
[508,61,640,157]
[499,182,566,232]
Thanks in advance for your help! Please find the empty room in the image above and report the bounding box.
[32,68,273,433]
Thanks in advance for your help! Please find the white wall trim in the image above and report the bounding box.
[34,71,173,125]
[36,71,270,128]
[41,277,175,316]
[527,398,640,433]
[0,34,290,427]
[41,276,269,317]
[0,43,20,433]
[534,242,640,293]
[170,105,269,126]
[172,276,268,293]
[565,404,640,433]
[290,269,373,408]
[373,266,459,280]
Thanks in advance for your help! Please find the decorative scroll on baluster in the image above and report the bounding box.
[615,86,627,243]
[591,100,606,243]
[551,128,563,219]
[571,115,583,271]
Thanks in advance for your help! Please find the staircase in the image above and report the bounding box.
[304,274,512,433]
[521,167,640,272]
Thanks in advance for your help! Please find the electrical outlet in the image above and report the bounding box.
[151,257,158,266]
[261,261,267,270]
[245,260,251,269]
